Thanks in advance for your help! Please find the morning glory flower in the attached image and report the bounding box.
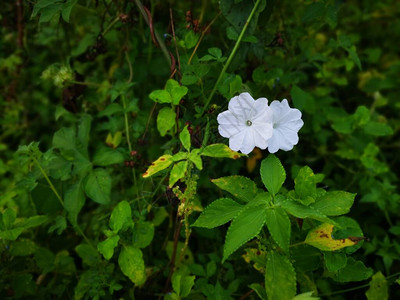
[267,99,304,153]
[217,92,273,154]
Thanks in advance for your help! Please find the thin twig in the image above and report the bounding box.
[169,8,181,76]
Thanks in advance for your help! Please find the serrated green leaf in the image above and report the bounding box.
[169,160,188,187]
[223,205,266,262]
[192,198,243,228]
[201,143,243,159]
[310,191,355,216]
[97,235,120,260]
[280,199,335,224]
[110,200,133,233]
[265,207,290,251]
[143,154,173,178]
[260,155,286,196]
[211,176,257,203]
[179,125,191,151]
[366,272,388,300]
[118,246,146,285]
[84,168,111,204]
[157,107,176,136]
[265,251,296,300]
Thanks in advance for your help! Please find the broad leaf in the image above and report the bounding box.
[201,144,243,159]
[305,223,361,251]
[188,149,203,170]
[295,166,317,201]
[92,146,124,166]
[223,204,267,262]
[192,198,243,228]
[157,107,176,136]
[333,257,373,282]
[366,272,388,300]
[142,154,173,178]
[265,207,291,251]
[179,125,191,151]
[84,168,111,205]
[260,155,286,196]
[97,235,120,260]
[118,246,146,285]
[132,221,155,248]
[169,160,188,187]
[324,251,347,272]
[265,251,296,300]
[280,199,335,224]
[165,79,188,105]
[64,182,85,226]
[311,191,355,216]
[211,176,258,203]
[109,200,133,233]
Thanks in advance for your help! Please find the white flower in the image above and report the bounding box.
[267,99,304,153]
[217,92,273,154]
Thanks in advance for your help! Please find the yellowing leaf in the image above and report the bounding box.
[305,223,363,251]
[142,154,173,178]
[201,143,244,159]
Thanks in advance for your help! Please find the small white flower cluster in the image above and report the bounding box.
[217,92,304,155]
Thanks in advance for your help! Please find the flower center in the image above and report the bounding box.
[246,120,252,126]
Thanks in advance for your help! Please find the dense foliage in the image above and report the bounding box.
[1,0,400,299]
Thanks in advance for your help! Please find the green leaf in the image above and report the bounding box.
[324,251,347,272]
[201,144,243,159]
[260,155,286,196]
[265,251,296,300]
[188,149,203,170]
[118,246,146,285]
[157,107,176,136]
[291,85,315,114]
[293,292,320,300]
[211,176,258,203]
[165,79,188,105]
[84,168,111,205]
[172,273,195,297]
[149,90,171,103]
[179,125,191,151]
[333,257,373,282]
[77,114,91,157]
[192,198,243,228]
[265,207,291,251]
[97,235,120,260]
[75,243,100,266]
[363,121,394,136]
[223,204,267,262]
[110,200,133,233]
[92,146,124,166]
[61,0,77,22]
[132,221,155,248]
[53,127,76,157]
[295,166,317,202]
[366,272,388,300]
[64,182,85,226]
[249,283,268,300]
[310,191,355,216]
[172,152,188,162]
[9,239,38,256]
[2,208,16,228]
[143,154,173,178]
[169,160,188,187]
[280,199,334,224]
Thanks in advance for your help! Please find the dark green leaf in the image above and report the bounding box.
[260,155,286,196]
[265,207,291,251]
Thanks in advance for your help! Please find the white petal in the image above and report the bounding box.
[252,97,269,119]
[229,130,246,152]
[240,127,256,154]
[228,93,255,120]
[253,105,273,125]
[252,122,273,145]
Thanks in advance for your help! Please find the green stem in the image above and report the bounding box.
[201,0,262,115]
[67,80,101,87]
[102,16,120,36]
[122,95,132,152]
[33,157,64,207]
